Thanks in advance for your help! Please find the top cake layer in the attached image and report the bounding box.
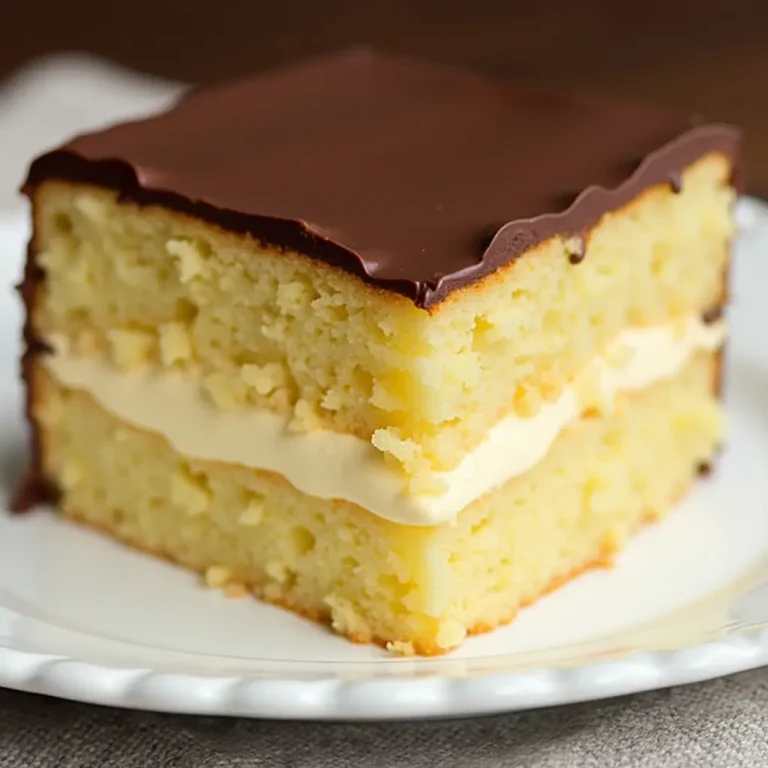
[22,49,739,308]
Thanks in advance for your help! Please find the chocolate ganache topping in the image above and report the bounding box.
[23,49,740,309]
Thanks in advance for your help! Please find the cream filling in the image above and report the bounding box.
[42,317,724,527]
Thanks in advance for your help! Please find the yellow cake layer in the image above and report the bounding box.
[29,153,733,476]
[32,351,722,655]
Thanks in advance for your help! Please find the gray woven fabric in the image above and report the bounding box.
[2,670,768,767]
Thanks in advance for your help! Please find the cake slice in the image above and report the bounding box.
[16,50,739,654]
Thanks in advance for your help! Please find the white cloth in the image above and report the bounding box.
[0,54,181,213]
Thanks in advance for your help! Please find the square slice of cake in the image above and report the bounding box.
[16,50,739,654]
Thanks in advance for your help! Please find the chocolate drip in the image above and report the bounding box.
[566,236,586,265]
[702,305,725,324]
[667,170,683,193]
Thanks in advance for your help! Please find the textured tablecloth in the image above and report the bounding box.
[2,671,768,767]
[1,55,766,768]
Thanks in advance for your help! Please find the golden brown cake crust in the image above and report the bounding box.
[13,242,56,512]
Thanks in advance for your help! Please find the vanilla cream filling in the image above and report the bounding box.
[42,317,724,527]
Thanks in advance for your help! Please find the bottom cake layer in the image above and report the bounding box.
[31,353,722,655]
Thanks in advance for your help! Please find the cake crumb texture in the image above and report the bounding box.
[33,353,722,654]
[30,154,733,474]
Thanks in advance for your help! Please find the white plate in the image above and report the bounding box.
[1,201,768,721]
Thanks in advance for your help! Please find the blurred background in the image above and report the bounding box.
[0,0,766,197]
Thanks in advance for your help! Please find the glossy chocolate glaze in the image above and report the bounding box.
[22,49,739,308]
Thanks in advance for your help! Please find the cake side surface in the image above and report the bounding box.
[32,351,721,654]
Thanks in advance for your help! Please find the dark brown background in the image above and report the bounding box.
[0,0,766,193]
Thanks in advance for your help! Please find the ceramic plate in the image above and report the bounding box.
[1,200,768,721]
